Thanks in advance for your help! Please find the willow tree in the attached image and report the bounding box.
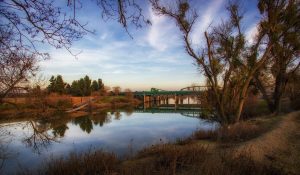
[150,0,272,123]
[254,0,300,114]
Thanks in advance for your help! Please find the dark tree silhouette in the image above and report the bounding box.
[254,0,300,113]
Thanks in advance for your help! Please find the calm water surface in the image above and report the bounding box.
[0,110,218,174]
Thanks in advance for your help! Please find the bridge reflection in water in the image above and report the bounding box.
[134,107,205,118]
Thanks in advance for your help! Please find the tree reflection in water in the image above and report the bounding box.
[52,124,69,137]
[0,125,13,171]
[73,117,93,134]
[22,120,58,154]
[114,111,122,120]
[90,111,112,127]
[124,108,134,117]
[73,111,116,133]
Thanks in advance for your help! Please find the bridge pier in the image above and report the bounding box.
[174,94,178,110]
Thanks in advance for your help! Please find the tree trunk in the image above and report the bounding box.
[273,67,286,114]
[254,75,275,112]
[235,74,256,122]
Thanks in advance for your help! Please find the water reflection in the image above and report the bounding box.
[90,111,112,126]
[0,109,219,174]
[52,124,69,137]
[0,125,13,172]
[73,117,93,134]
[22,120,58,154]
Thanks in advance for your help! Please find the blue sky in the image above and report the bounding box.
[39,0,260,91]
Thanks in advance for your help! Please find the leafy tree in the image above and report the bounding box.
[98,79,104,90]
[55,75,65,94]
[70,76,103,96]
[254,0,300,113]
[65,83,72,95]
[47,75,65,94]
[91,80,99,92]
[83,75,91,96]
[71,80,81,96]
[48,76,56,93]
[78,78,85,96]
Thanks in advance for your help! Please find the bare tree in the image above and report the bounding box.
[0,50,38,103]
[150,0,272,123]
[124,88,133,99]
[0,0,91,58]
[94,0,150,37]
[112,86,121,96]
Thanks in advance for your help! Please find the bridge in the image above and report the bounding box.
[133,86,208,96]
[133,86,209,108]
[65,86,210,113]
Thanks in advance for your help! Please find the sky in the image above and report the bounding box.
[39,0,260,91]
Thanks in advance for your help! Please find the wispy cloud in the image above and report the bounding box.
[245,23,259,44]
[146,7,181,51]
[191,0,225,45]
[38,0,260,90]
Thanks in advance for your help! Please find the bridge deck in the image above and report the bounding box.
[133,90,202,96]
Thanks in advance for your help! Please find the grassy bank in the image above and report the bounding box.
[20,111,300,175]
[0,95,140,121]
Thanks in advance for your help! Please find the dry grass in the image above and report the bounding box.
[21,143,286,175]
[184,119,270,145]
[34,150,119,175]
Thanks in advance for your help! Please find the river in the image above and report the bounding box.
[0,109,219,174]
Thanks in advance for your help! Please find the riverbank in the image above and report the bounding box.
[0,96,140,121]
[22,111,300,175]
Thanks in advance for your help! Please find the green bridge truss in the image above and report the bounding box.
[133,86,208,96]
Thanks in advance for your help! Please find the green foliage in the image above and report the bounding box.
[65,84,71,94]
[83,75,92,96]
[91,80,99,91]
[98,79,104,90]
[47,75,65,94]
[55,75,65,94]
[48,76,56,93]
[69,75,104,96]
[70,80,81,96]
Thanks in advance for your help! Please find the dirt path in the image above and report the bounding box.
[233,111,300,174]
